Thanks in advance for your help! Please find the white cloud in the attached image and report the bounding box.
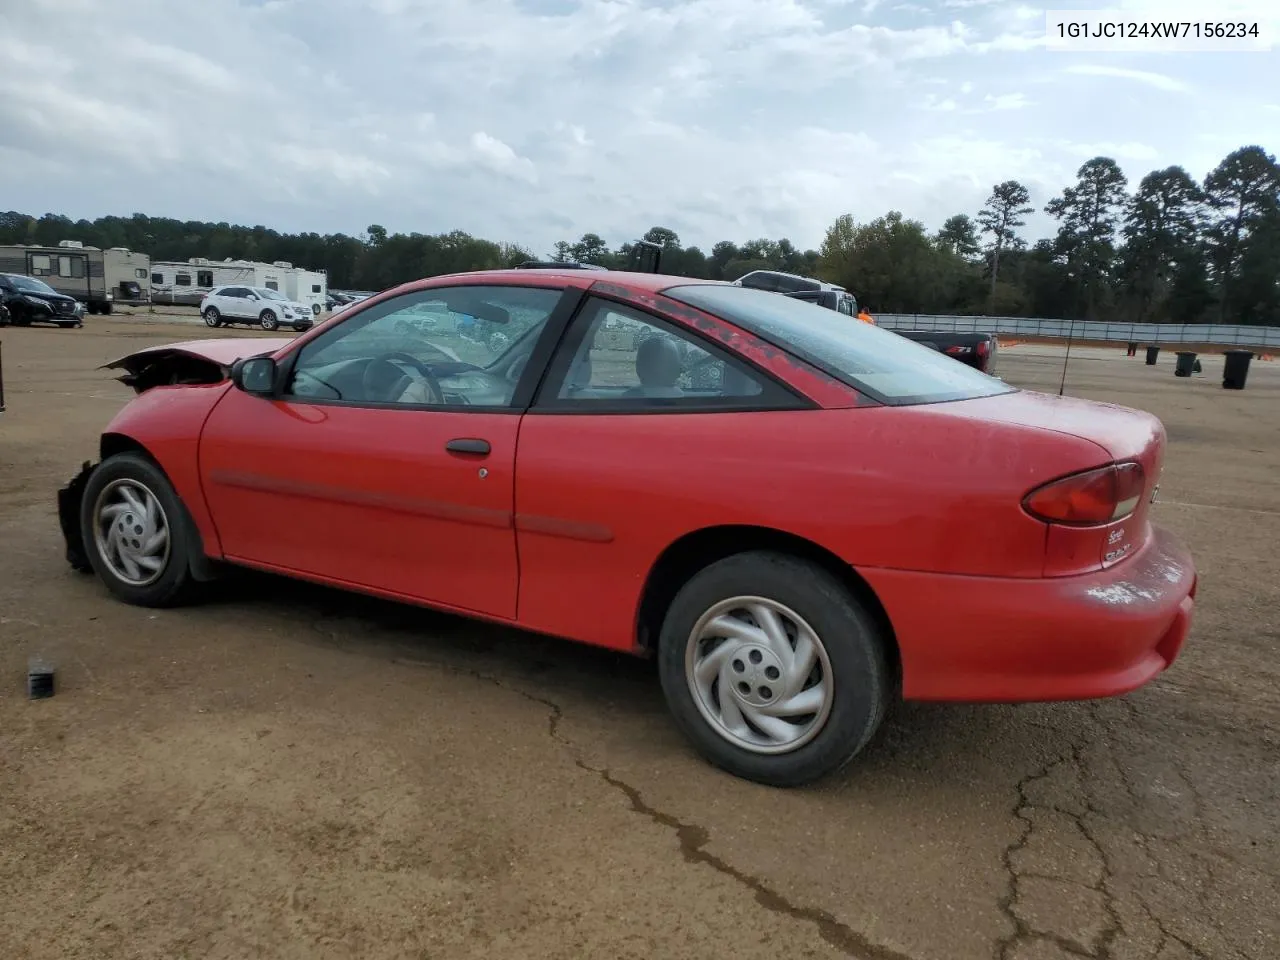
[0,0,1272,256]
[1064,64,1191,93]
[981,92,1032,110]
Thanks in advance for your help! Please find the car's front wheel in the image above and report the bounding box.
[203,307,222,327]
[657,551,891,787]
[259,310,279,331]
[80,453,199,607]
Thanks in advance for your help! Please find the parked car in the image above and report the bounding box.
[735,270,1000,375]
[57,270,1196,787]
[0,273,86,328]
[200,285,314,331]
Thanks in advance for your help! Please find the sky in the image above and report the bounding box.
[1,0,1276,258]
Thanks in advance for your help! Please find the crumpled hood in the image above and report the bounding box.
[103,338,292,371]
[102,338,292,393]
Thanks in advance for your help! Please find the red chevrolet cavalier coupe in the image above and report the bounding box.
[58,269,1197,786]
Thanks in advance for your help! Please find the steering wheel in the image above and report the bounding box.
[361,351,444,404]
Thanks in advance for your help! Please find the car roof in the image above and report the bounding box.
[407,268,726,295]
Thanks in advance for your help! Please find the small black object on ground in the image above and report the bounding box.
[28,657,55,699]
[1146,345,1160,365]
[1175,351,1197,377]
[1223,350,1254,390]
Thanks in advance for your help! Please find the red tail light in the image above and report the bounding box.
[1022,462,1146,526]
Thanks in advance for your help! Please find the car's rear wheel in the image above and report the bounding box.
[657,551,890,787]
[203,308,222,327]
[259,310,279,331]
[80,453,198,607]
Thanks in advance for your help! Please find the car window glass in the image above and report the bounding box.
[664,283,1013,405]
[284,285,563,408]
[541,299,769,406]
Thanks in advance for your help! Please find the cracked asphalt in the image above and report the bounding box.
[1,319,1278,960]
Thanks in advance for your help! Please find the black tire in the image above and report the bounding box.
[657,551,891,787]
[259,310,279,331]
[203,308,222,327]
[79,452,200,608]
[58,321,76,329]
[86,302,100,315]
[100,302,113,315]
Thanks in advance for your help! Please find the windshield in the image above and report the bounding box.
[9,275,57,294]
[662,283,1013,406]
[258,288,287,301]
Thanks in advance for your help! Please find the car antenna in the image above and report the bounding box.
[1058,317,1075,397]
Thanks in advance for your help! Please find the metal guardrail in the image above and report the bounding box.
[878,314,1280,349]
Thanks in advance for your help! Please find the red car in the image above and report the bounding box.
[57,269,1197,786]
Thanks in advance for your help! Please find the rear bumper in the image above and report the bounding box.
[862,524,1196,702]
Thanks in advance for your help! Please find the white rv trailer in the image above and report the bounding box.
[0,241,150,313]
[254,261,328,315]
[149,258,258,306]
[150,257,327,313]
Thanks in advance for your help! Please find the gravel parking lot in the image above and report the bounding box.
[1,320,1277,960]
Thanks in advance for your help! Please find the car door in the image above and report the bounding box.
[233,287,260,319]
[198,282,577,619]
[212,287,241,318]
[511,295,809,649]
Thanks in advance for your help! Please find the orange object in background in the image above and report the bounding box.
[856,308,875,324]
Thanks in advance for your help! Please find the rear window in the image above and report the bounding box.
[662,283,1014,406]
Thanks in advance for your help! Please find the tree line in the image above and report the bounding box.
[1,143,1275,324]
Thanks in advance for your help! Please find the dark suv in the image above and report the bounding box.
[0,273,85,328]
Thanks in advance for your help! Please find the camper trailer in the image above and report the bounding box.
[0,241,150,314]
[150,259,258,306]
[152,257,327,314]
[255,261,328,315]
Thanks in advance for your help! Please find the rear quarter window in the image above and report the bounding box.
[663,283,1014,406]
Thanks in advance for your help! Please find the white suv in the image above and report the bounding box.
[200,286,315,331]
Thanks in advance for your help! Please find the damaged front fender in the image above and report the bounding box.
[103,349,231,395]
[57,460,98,573]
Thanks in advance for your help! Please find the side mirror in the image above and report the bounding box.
[230,356,278,396]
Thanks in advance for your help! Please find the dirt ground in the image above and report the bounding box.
[1,319,1277,960]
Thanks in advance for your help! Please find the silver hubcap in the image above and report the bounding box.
[685,596,833,755]
[92,479,170,586]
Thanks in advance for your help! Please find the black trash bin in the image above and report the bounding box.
[1145,345,1160,365]
[1174,351,1197,377]
[1223,349,1254,390]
